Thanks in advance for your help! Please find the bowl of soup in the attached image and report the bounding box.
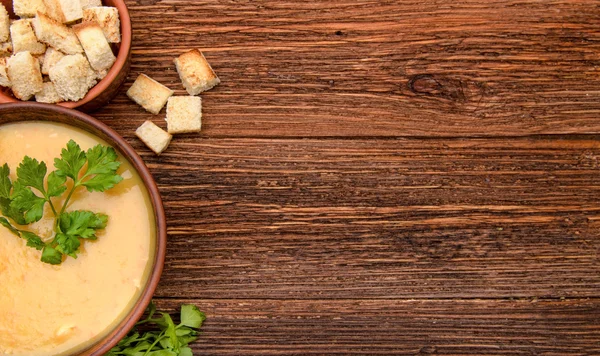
[0,102,166,355]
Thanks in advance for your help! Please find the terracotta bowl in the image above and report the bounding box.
[0,0,132,112]
[0,102,166,356]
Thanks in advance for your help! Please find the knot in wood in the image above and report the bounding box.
[409,74,484,104]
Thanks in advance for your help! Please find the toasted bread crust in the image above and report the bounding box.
[166,96,202,134]
[136,121,172,155]
[11,19,46,55]
[83,7,121,43]
[174,49,220,95]
[33,12,83,55]
[7,51,43,100]
[72,21,115,71]
[126,74,174,114]
[49,53,97,101]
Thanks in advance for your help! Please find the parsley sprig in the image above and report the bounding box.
[0,140,123,265]
[108,302,206,356]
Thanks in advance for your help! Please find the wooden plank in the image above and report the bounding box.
[96,0,600,137]
[141,137,600,299]
[152,298,600,355]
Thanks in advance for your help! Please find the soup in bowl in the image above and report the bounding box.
[0,103,166,355]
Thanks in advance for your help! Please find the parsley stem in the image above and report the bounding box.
[59,182,79,216]
[47,198,58,217]
[142,332,167,356]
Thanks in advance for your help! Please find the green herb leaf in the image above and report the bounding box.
[59,210,107,239]
[0,197,26,225]
[16,156,47,193]
[81,173,123,192]
[54,140,87,180]
[10,183,46,223]
[47,171,67,198]
[41,246,63,265]
[21,230,46,251]
[54,232,81,258]
[0,216,19,235]
[85,145,121,176]
[180,305,206,329]
[0,163,11,199]
[111,303,205,356]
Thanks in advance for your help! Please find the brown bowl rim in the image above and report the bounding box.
[0,0,132,110]
[0,102,166,356]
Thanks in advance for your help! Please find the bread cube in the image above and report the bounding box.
[43,0,83,23]
[32,12,82,55]
[72,22,115,71]
[83,7,120,43]
[13,0,46,18]
[126,74,173,114]
[174,49,220,95]
[0,4,9,43]
[35,81,62,103]
[11,19,46,55]
[41,47,65,75]
[7,51,43,100]
[136,121,172,155]
[0,42,12,57]
[80,0,102,10]
[0,57,10,87]
[49,53,97,101]
[166,96,202,134]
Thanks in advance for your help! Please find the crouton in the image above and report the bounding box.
[32,12,82,54]
[80,0,102,10]
[41,47,64,75]
[136,121,172,155]
[95,68,108,80]
[7,51,43,100]
[126,74,173,114]
[0,4,9,43]
[0,42,12,57]
[83,7,120,43]
[174,49,220,95]
[72,22,115,71]
[165,96,202,134]
[43,0,83,23]
[49,53,97,101]
[35,81,62,103]
[10,19,46,55]
[13,0,46,18]
[0,58,10,87]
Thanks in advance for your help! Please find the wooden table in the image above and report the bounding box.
[97,1,600,354]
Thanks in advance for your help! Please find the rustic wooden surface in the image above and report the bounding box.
[97,0,600,354]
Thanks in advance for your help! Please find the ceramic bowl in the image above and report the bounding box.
[0,102,166,355]
[0,0,132,112]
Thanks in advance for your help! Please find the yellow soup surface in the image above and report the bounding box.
[0,122,155,356]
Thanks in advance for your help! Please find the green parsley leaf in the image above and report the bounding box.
[10,183,46,224]
[58,210,107,239]
[54,140,87,181]
[0,197,26,225]
[54,232,81,258]
[85,145,121,176]
[41,246,63,265]
[47,171,67,198]
[0,216,19,235]
[110,302,205,356]
[0,140,123,265]
[16,156,47,193]
[81,173,123,192]
[21,231,46,251]
[0,163,11,199]
[180,305,206,329]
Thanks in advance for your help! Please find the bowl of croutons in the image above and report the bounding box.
[0,0,131,111]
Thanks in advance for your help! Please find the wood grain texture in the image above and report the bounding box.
[139,137,600,299]
[93,0,600,137]
[84,0,600,353]
[154,298,600,355]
